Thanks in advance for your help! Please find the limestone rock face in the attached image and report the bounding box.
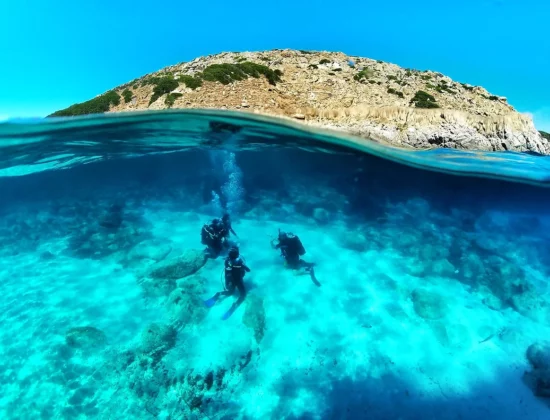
[55,49,550,154]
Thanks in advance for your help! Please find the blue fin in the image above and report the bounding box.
[222,306,237,321]
[204,297,218,308]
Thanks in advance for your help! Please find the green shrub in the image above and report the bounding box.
[421,75,431,81]
[460,83,474,91]
[540,131,550,141]
[405,70,412,77]
[165,92,183,107]
[133,84,139,89]
[354,67,373,82]
[387,88,404,98]
[328,72,335,75]
[300,50,313,54]
[149,76,179,105]
[387,75,398,81]
[235,57,247,63]
[376,60,383,64]
[410,90,439,108]
[201,62,282,86]
[122,89,133,103]
[49,91,121,117]
[179,75,202,89]
[333,68,342,72]
[319,59,331,65]
[260,56,270,61]
[308,64,318,69]
[487,95,499,101]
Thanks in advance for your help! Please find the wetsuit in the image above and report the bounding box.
[201,219,228,257]
[219,255,250,306]
[275,233,319,286]
[204,252,250,318]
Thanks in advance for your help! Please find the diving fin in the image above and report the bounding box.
[204,295,219,308]
[310,268,321,287]
[222,304,238,321]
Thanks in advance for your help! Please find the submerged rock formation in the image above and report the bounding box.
[525,342,550,398]
[65,326,107,349]
[51,49,549,154]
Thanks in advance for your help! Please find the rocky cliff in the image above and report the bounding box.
[51,49,550,154]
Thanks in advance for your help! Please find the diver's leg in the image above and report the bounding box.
[300,260,320,287]
[222,278,245,320]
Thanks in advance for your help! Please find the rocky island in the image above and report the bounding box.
[51,49,550,154]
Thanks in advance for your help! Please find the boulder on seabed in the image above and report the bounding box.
[243,294,266,344]
[525,342,550,398]
[128,239,173,263]
[340,231,368,252]
[140,323,177,363]
[313,208,331,224]
[65,326,107,349]
[411,289,448,320]
[166,288,208,328]
[148,249,207,280]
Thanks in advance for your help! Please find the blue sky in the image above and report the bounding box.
[0,0,548,130]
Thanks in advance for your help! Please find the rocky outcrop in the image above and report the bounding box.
[53,49,550,154]
[148,249,207,280]
[411,289,448,320]
[65,326,107,349]
[525,342,550,398]
[243,294,266,344]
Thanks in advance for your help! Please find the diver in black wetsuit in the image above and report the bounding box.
[271,229,320,286]
[201,213,238,258]
[204,247,250,320]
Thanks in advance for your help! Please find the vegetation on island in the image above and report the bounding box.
[410,90,439,108]
[354,67,373,82]
[165,92,183,107]
[50,61,283,116]
[122,89,133,103]
[540,131,550,141]
[49,91,121,117]
[387,88,404,98]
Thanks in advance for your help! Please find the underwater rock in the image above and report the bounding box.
[128,239,172,262]
[166,288,207,327]
[431,322,470,349]
[527,343,550,370]
[177,274,208,295]
[313,207,331,224]
[430,258,456,278]
[482,293,504,311]
[65,326,107,349]
[411,289,447,320]
[339,231,368,252]
[140,323,177,363]
[139,276,176,297]
[243,294,266,344]
[525,342,550,398]
[40,250,56,260]
[99,203,124,230]
[509,289,550,324]
[148,249,207,280]
[461,252,486,283]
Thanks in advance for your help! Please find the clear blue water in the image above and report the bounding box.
[1,110,550,419]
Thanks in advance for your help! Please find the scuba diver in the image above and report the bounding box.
[271,229,320,287]
[200,213,238,258]
[204,246,250,320]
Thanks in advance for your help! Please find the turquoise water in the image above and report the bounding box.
[1,110,550,419]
